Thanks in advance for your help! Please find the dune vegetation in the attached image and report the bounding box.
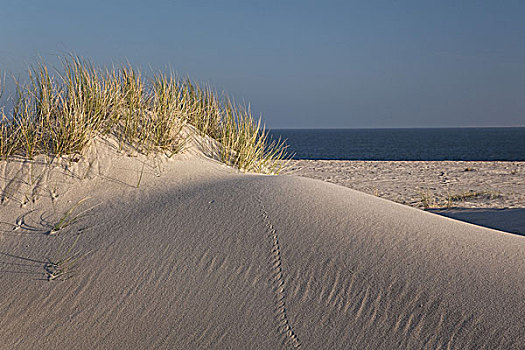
[0,55,288,173]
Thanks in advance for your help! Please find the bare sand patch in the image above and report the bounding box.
[287,160,524,209]
[287,160,525,235]
[0,145,524,349]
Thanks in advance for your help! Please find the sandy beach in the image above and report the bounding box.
[0,138,524,349]
[287,160,525,236]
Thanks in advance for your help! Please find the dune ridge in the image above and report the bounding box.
[0,137,523,349]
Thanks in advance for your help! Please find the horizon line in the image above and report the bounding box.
[269,125,525,130]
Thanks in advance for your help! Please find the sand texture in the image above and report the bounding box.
[288,160,525,236]
[287,160,524,209]
[1,142,524,349]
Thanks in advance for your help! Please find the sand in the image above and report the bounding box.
[286,160,525,209]
[287,160,525,236]
[0,140,524,349]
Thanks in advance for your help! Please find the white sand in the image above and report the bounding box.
[0,140,524,349]
[286,160,524,208]
[288,160,525,236]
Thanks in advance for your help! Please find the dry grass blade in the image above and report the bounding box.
[45,235,83,281]
[137,163,145,188]
[49,197,94,234]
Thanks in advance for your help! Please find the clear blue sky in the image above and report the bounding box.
[1,0,524,128]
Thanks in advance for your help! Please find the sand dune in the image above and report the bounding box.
[287,159,525,236]
[0,141,524,349]
[287,160,525,209]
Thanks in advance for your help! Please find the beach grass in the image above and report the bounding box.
[419,188,502,209]
[445,190,501,208]
[49,197,91,235]
[0,55,288,173]
[419,189,437,209]
[45,235,83,281]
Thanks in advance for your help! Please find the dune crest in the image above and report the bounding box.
[0,138,524,349]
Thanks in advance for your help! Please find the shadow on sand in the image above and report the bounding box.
[427,208,525,236]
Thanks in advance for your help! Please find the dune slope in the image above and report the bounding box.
[0,150,524,349]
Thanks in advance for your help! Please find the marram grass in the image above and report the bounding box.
[0,56,289,173]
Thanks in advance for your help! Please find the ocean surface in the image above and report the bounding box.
[269,128,525,161]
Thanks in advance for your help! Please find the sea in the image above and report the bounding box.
[269,127,525,161]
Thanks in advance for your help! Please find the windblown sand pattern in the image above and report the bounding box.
[0,138,523,349]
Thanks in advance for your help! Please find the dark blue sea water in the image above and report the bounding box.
[269,128,525,161]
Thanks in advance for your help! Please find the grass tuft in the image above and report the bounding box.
[419,189,437,209]
[49,197,97,234]
[0,55,288,173]
[446,190,501,208]
[45,235,83,281]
